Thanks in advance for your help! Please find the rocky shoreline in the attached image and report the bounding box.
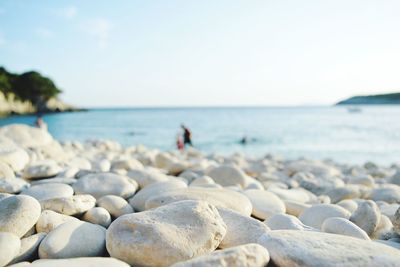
[0,124,400,266]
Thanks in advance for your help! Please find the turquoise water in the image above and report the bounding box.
[1,106,400,164]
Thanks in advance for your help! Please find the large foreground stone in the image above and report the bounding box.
[0,232,21,267]
[0,124,53,148]
[39,220,106,259]
[171,243,270,267]
[36,210,79,233]
[258,230,400,267]
[29,257,129,267]
[0,195,41,237]
[21,183,73,201]
[106,200,227,267]
[10,233,47,264]
[73,172,138,199]
[145,188,252,216]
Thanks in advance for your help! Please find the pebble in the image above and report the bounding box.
[299,204,351,229]
[127,168,169,188]
[106,200,227,267]
[36,210,79,233]
[0,161,15,178]
[171,243,270,267]
[243,189,286,219]
[29,257,129,266]
[40,194,96,216]
[321,217,370,240]
[23,160,62,179]
[218,208,270,248]
[0,178,29,194]
[266,214,315,231]
[39,220,106,259]
[73,172,138,199]
[128,180,187,211]
[21,183,73,201]
[145,187,253,216]
[10,233,47,264]
[350,200,381,236]
[258,230,400,267]
[0,195,41,237]
[97,195,133,218]
[0,232,21,267]
[82,207,112,228]
[208,165,250,188]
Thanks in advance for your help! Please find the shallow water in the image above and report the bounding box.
[1,106,400,164]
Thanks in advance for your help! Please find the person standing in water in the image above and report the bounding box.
[35,115,47,130]
[181,124,193,147]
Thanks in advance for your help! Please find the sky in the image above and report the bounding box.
[1,0,400,107]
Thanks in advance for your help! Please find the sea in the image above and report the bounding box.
[1,106,400,165]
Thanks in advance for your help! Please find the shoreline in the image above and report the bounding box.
[0,124,399,266]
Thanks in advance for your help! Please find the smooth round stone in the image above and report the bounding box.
[267,187,310,203]
[145,187,253,216]
[325,186,361,203]
[0,124,53,148]
[10,232,47,264]
[40,195,96,216]
[6,262,30,267]
[82,207,112,228]
[284,200,311,217]
[107,200,227,267]
[31,177,77,186]
[208,165,250,188]
[369,186,400,203]
[266,214,315,231]
[128,180,187,211]
[0,232,21,267]
[0,195,41,237]
[348,175,375,187]
[190,176,215,187]
[322,217,370,240]
[0,161,15,179]
[39,220,106,259]
[127,168,169,188]
[0,178,29,193]
[218,208,270,249]
[97,195,133,218]
[350,200,381,236]
[29,257,129,267]
[0,192,12,201]
[299,204,351,229]
[243,189,285,220]
[21,183,73,201]
[0,145,30,172]
[257,230,400,267]
[179,170,200,184]
[23,160,62,180]
[73,172,138,199]
[91,159,111,172]
[36,210,79,233]
[285,160,341,177]
[111,158,143,171]
[372,215,393,239]
[67,157,92,170]
[171,243,270,267]
[336,199,359,213]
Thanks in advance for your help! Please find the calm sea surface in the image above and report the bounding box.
[1,106,400,164]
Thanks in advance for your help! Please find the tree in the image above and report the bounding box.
[12,71,61,104]
[0,67,11,93]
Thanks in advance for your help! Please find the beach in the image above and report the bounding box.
[0,123,400,266]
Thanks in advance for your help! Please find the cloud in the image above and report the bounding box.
[84,18,112,48]
[57,6,77,19]
[35,28,53,38]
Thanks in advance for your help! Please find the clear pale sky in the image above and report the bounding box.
[1,0,400,107]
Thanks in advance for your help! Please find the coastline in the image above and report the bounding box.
[0,124,399,265]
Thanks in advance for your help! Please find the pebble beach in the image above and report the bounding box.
[1,123,400,267]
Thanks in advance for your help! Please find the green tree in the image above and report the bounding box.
[0,67,11,93]
[12,71,61,104]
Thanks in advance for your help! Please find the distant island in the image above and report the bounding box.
[0,66,81,117]
[336,92,400,105]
